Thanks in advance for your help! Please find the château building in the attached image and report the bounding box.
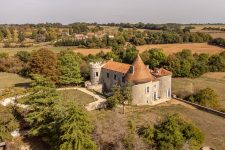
[88,55,172,105]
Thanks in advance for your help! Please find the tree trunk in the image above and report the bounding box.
[122,103,125,114]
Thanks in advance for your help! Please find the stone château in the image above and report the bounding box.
[88,55,172,105]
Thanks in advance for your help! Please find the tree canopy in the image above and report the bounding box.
[29,48,58,82]
[22,74,97,149]
[139,114,204,150]
[58,50,83,85]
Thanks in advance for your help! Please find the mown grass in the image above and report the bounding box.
[0,72,31,89]
[58,89,96,106]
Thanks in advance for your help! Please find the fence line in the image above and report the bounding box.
[174,98,225,118]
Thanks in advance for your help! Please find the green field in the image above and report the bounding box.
[0,46,77,56]
[172,72,225,109]
[59,89,96,106]
[92,102,225,150]
[0,72,31,89]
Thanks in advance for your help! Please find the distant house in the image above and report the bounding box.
[88,55,172,105]
[74,34,88,40]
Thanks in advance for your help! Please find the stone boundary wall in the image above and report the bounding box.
[174,98,225,118]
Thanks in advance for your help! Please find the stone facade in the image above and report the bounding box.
[88,56,172,105]
[89,62,104,85]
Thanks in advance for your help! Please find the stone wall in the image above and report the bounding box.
[175,98,225,118]
[101,68,125,91]
[132,81,160,105]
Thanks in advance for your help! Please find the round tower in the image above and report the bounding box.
[89,62,103,85]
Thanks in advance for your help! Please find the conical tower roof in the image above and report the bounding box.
[125,55,155,84]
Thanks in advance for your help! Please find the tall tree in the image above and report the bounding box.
[106,83,133,114]
[18,31,25,42]
[121,82,133,114]
[58,102,97,150]
[58,50,83,85]
[141,48,166,68]
[29,48,58,82]
[123,45,138,64]
[23,74,60,146]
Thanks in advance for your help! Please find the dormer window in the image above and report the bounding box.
[130,66,134,74]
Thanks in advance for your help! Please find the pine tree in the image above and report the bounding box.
[23,74,60,146]
[59,102,97,150]
[58,50,83,85]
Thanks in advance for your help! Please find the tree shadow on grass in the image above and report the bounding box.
[14,82,31,89]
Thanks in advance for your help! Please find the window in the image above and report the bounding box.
[96,72,99,77]
[167,89,171,98]
[147,87,150,93]
[114,74,117,80]
[107,73,109,78]
[122,77,125,83]
[145,87,149,94]
[154,92,157,100]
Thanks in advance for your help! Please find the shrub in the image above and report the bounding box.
[187,88,220,109]
[139,114,204,150]
[0,106,19,142]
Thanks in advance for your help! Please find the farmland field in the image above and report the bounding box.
[0,72,31,89]
[190,25,225,39]
[172,72,225,109]
[0,46,78,56]
[1,43,224,57]
[137,43,225,55]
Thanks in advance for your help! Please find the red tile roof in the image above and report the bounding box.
[125,55,155,84]
[151,68,172,77]
[102,61,131,74]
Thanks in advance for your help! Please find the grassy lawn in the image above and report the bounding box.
[92,101,225,150]
[0,72,31,89]
[58,89,96,106]
[172,72,225,109]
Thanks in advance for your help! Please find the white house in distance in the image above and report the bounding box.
[88,55,172,105]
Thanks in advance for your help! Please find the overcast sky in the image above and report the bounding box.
[1,0,225,24]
